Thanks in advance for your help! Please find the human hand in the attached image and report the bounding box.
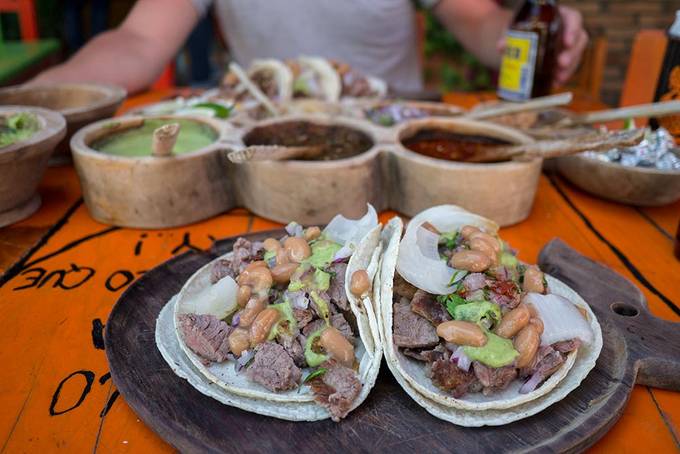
[554,5,588,86]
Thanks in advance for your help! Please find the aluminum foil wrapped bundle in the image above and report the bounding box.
[582,127,680,171]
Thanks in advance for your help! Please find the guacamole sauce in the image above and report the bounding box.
[92,118,217,157]
[0,112,40,148]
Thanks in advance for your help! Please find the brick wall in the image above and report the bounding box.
[561,0,680,105]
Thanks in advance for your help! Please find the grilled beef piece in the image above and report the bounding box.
[462,273,487,292]
[393,274,418,300]
[328,263,349,311]
[473,362,518,395]
[310,361,361,422]
[302,319,326,337]
[246,342,301,392]
[278,332,306,368]
[210,259,236,284]
[552,339,581,354]
[403,344,447,363]
[178,313,232,363]
[524,347,565,380]
[429,358,478,398]
[410,290,451,325]
[488,280,521,309]
[330,313,354,341]
[211,238,265,283]
[393,300,439,348]
[293,308,314,329]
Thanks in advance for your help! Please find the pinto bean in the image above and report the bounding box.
[469,237,498,265]
[275,248,290,266]
[263,238,282,252]
[495,304,530,338]
[271,262,298,284]
[514,325,540,368]
[228,328,250,356]
[350,270,370,296]
[250,308,280,346]
[244,260,267,272]
[284,237,311,263]
[236,285,251,307]
[436,321,487,347]
[450,250,491,272]
[460,225,480,239]
[238,296,267,328]
[469,231,501,253]
[319,326,355,367]
[523,266,545,293]
[528,317,544,334]
[239,266,273,293]
[304,226,322,242]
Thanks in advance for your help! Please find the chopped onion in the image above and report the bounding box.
[519,372,543,394]
[451,346,472,372]
[523,293,594,346]
[231,313,241,327]
[182,275,238,319]
[235,349,254,372]
[285,222,304,237]
[396,223,460,295]
[406,205,499,239]
[323,204,378,249]
[332,244,353,262]
[286,290,309,309]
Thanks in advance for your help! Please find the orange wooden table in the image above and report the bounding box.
[0,91,678,453]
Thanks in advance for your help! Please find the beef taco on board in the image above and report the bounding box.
[377,205,602,422]
[156,205,384,421]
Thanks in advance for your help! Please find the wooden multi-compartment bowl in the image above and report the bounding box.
[71,110,540,228]
[0,106,66,227]
[0,83,126,163]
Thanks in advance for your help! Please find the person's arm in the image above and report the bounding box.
[432,0,512,69]
[433,0,588,85]
[31,0,200,94]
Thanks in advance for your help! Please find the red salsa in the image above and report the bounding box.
[401,129,510,162]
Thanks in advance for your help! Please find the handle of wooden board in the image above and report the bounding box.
[464,129,645,163]
[152,123,180,157]
[227,145,323,163]
[569,100,680,125]
[465,92,573,120]
[538,239,680,392]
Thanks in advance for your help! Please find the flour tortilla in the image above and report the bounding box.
[248,59,294,102]
[378,213,602,417]
[296,57,342,102]
[158,226,383,419]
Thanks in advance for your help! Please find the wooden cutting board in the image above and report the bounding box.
[104,233,680,453]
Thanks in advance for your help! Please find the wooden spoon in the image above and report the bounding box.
[463,128,645,163]
[227,145,324,163]
[465,92,574,120]
[556,100,680,126]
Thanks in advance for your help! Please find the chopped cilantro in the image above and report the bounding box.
[437,293,468,318]
[439,231,459,250]
[303,368,328,383]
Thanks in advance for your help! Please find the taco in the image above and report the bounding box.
[287,56,342,102]
[378,205,602,419]
[156,205,384,421]
[220,58,293,105]
[329,60,387,99]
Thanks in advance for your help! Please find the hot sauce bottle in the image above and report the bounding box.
[497,0,562,101]
[650,11,680,139]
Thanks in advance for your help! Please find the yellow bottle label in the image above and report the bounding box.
[498,30,538,101]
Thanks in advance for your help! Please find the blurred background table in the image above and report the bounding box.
[0,90,678,453]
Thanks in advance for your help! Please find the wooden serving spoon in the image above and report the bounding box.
[463,128,645,163]
[465,92,574,120]
[555,100,680,127]
[227,145,324,163]
[151,123,180,157]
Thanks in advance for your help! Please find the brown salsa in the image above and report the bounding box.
[243,121,373,161]
[401,129,510,162]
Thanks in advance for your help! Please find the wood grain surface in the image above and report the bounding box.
[104,233,679,453]
[0,90,677,453]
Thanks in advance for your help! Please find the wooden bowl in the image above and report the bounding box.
[0,83,126,163]
[391,118,540,226]
[230,115,389,224]
[557,154,680,206]
[71,115,236,228]
[0,106,66,227]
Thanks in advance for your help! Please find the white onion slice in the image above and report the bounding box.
[524,293,594,346]
[323,204,378,249]
[405,205,499,238]
[397,223,460,295]
[182,275,238,319]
